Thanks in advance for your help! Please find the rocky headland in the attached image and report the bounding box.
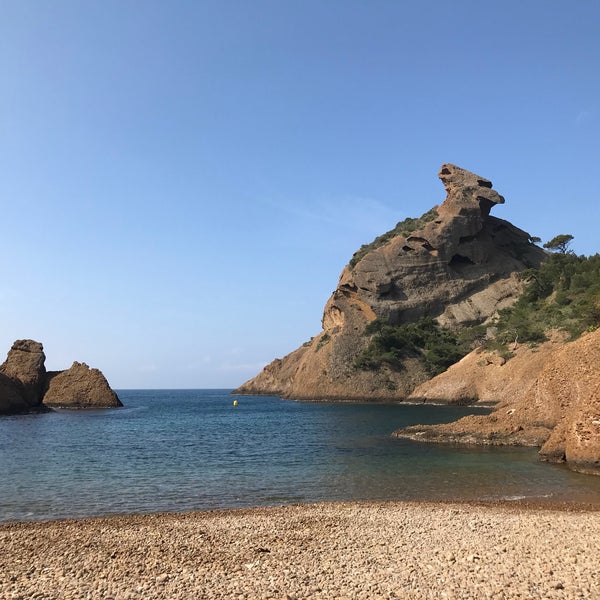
[236,164,600,475]
[394,328,600,475]
[235,164,545,400]
[0,339,121,415]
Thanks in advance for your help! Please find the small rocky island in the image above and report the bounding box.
[0,339,121,415]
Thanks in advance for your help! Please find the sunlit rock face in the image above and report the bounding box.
[235,164,545,401]
[43,361,122,409]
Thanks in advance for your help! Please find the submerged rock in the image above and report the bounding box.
[43,361,122,409]
[235,164,545,401]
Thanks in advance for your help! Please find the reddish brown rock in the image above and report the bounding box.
[43,361,122,409]
[406,338,560,405]
[536,332,600,474]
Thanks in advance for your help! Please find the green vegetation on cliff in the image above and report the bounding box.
[355,235,600,376]
[492,247,600,345]
[354,317,468,376]
[349,207,439,270]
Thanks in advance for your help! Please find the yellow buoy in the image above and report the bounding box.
[233,400,238,407]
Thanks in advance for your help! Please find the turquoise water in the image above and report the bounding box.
[1,390,599,523]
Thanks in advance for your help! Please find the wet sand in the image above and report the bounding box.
[1,500,599,599]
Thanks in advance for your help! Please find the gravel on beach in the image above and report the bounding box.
[1,501,598,600]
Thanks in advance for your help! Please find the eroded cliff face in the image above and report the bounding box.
[393,329,600,475]
[235,164,545,400]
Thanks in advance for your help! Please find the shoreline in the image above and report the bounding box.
[2,500,599,599]
[2,495,600,529]
[2,496,600,528]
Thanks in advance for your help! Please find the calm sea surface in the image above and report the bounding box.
[1,390,599,523]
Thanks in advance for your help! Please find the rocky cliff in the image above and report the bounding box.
[393,328,600,475]
[0,340,122,415]
[235,164,545,400]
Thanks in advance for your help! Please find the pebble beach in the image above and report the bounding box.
[1,501,599,600]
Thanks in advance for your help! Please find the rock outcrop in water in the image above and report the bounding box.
[43,361,122,409]
[0,372,38,415]
[0,340,121,415]
[0,340,47,412]
[235,164,545,400]
[394,328,600,475]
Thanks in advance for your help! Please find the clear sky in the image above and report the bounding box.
[1,1,599,388]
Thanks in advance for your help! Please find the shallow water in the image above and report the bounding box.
[1,390,599,522]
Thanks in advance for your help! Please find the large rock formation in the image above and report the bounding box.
[43,362,121,409]
[0,339,47,410]
[236,164,545,400]
[0,340,121,415]
[393,329,600,475]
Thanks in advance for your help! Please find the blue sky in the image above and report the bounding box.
[1,1,599,388]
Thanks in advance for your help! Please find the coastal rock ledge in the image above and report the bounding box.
[0,340,121,415]
[394,328,600,476]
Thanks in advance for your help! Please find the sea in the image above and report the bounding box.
[1,389,599,523]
